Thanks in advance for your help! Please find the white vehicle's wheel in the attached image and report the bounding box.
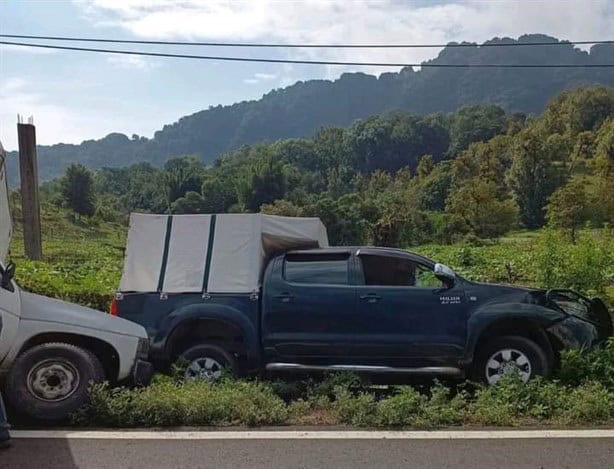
[6,342,104,421]
[474,335,551,385]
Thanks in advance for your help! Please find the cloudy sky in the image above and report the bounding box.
[1,0,613,150]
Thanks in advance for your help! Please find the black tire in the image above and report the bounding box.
[473,335,552,385]
[5,342,104,422]
[180,344,238,382]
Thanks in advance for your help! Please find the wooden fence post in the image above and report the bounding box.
[17,120,42,260]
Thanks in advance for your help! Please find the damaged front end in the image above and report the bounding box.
[543,289,613,349]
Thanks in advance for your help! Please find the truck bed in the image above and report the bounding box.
[115,292,260,368]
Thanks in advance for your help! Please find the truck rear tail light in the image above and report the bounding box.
[109,298,119,316]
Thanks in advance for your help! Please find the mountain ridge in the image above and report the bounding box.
[6,33,614,184]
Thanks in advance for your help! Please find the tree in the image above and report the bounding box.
[302,194,367,245]
[446,179,518,238]
[447,104,506,157]
[546,178,589,243]
[200,177,237,213]
[61,164,96,217]
[593,118,614,224]
[417,161,453,211]
[452,135,514,199]
[416,154,434,178]
[236,156,287,212]
[171,191,207,214]
[121,163,167,213]
[162,156,205,210]
[260,199,303,217]
[507,130,561,228]
[346,113,449,173]
[541,86,614,136]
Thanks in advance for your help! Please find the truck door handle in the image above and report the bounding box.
[360,293,382,303]
[274,293,294,303]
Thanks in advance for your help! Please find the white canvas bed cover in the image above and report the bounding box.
[0,145,12,263]
[119,213,329,294]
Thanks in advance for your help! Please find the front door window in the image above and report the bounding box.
[359,254,442,288]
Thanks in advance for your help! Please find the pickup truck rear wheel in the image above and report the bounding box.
[181,344,238,382]
[5,342,104,422]
[473,335,552,385]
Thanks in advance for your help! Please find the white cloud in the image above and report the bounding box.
[0,44,58,55]
[254,72,277,80]
[0,78,77,150]
[106,55,160,70]
[75,0,614,75]
[243,72,278,84]
[0,77,164,151]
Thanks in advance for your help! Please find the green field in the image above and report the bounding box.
[8,206,614,312]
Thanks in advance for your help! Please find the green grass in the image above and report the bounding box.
[414,229,614,306]
[71,341,614,428]
[9,204,126,310]
[8,206,614,310]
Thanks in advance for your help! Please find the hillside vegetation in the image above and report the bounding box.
[6,34,614,183]
[33,86,613,248]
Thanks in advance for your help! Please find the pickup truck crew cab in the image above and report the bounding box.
[114,214,612,384]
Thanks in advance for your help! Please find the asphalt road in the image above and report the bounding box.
[2,431,614,469]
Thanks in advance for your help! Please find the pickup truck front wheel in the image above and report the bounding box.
[181,344,238,382]
[5,342,104,422]
[473,335,552,385]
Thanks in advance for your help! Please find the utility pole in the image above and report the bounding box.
[17,116,42,260]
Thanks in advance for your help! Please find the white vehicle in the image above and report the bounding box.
[0,262,152,421]
[0,147,152,421]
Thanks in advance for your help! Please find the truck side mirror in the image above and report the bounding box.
[0,262,15,290]
[434,263,455,287]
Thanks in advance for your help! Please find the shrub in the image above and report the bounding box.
[73,377,289,427]
[420,384,466,427]
[468,376,564,425]
[559,382,614,424]
[71,372,614,429]
[558,338,614,389]
[376,386,426,426]
[534,229,614,296]
[467,374,614,426]
[332,387,377,426]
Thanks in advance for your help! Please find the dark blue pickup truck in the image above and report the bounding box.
[113,246,612,385]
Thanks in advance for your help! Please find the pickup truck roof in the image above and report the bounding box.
[286,246,436,267]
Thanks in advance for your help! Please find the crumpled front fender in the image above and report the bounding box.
[464,302,566,362]
[546,316,600,350]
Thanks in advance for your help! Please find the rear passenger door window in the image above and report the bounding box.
[284,254,349,285]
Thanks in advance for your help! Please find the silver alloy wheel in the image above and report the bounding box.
[185,357,225,381]
[485,348,532,385]
[26,358,81,402]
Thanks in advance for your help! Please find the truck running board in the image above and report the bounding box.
[265,363,463,376]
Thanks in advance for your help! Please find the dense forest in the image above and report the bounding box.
[5,34,614,184]
[28,86,613,247]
